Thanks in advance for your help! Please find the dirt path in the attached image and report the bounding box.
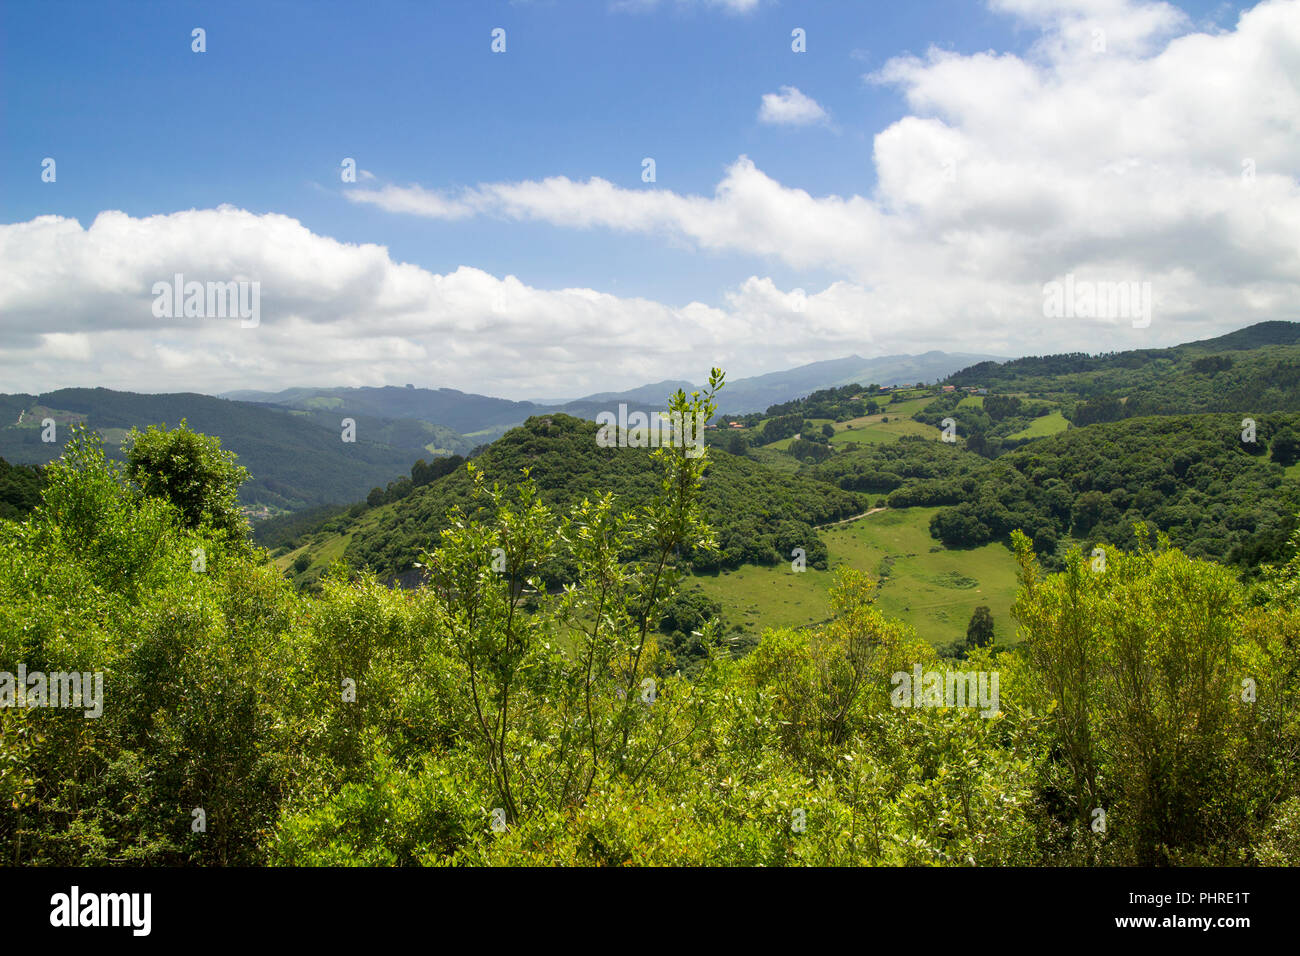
[817,506,886,528]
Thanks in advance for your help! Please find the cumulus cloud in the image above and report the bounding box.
[346,0,1300,351]
[758,86,831,126]
[0,207,877,397]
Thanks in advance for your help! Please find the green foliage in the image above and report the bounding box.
[786,437,834,463]
[5,377,1299,868]
[812,435,984,498]
[1270,429,1300,466]
[124,420,251,543]
[925,413,1300,572]
[0,457,42,521]
[289,412,863,581]
[966,606,995,651]
[0,428,292,863]
[751,383,876,425]
[1010,528,1300,864]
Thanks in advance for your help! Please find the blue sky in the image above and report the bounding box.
[1,0,1293,398]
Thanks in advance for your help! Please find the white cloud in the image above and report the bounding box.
[8,0,1300,397]
[0,207,883,397]
[758,86,831,126]
[346,0,1300,354]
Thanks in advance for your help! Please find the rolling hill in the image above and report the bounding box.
[0,388,455,513]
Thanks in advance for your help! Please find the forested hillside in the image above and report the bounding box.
[924,413,1300,571]
[0,388,464,513]
[0,457,41,521]
[281,413,865,585]
[946,323,1300,421]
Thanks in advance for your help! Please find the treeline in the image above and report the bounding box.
[945,329,1300,425]
[924,413,1300,572]
[365,453,467,507]
[307,415,864,583]
[749,382,884,425]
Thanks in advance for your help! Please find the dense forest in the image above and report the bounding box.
[0,457,41,522]
[0,388,468,512]
[924,413,1300,570]
[333,414,864,581]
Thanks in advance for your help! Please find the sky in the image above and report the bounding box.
[1,0,1297,399]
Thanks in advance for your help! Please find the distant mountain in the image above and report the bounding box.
[224,385,546,436]
[226,351,1006,430]
[0,388,465,513]
[706,352,1006,415]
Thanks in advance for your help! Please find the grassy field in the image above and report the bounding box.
[1009,410,1070,439]
[824,396,942,447]
[829,416,937,446]
[272,503,396,584]
[688,506,1021,649]
[752,396,943,452]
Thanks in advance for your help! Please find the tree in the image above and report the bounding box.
[1271,429,1300,467]
[124,419,250,541]
[822,423,836,439]
[723,429,749,456]
[965,605,994,650]
[1010,527,1287,865]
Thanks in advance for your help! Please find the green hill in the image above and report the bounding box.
[276,413,866,586]
[0,388,451,513]
[945,321,1300,419]
[924,412,1300,572]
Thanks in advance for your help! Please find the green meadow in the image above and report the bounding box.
[689,505,1020,648]
[1009,410,1070,439]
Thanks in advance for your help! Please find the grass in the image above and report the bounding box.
[829,397,944,446]
[743,445,803,474]
[1009,410,1070,439]
[689,506,1020,649]
[272,501,397,582]
[830,417,937,446]
[753,394,951,453]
